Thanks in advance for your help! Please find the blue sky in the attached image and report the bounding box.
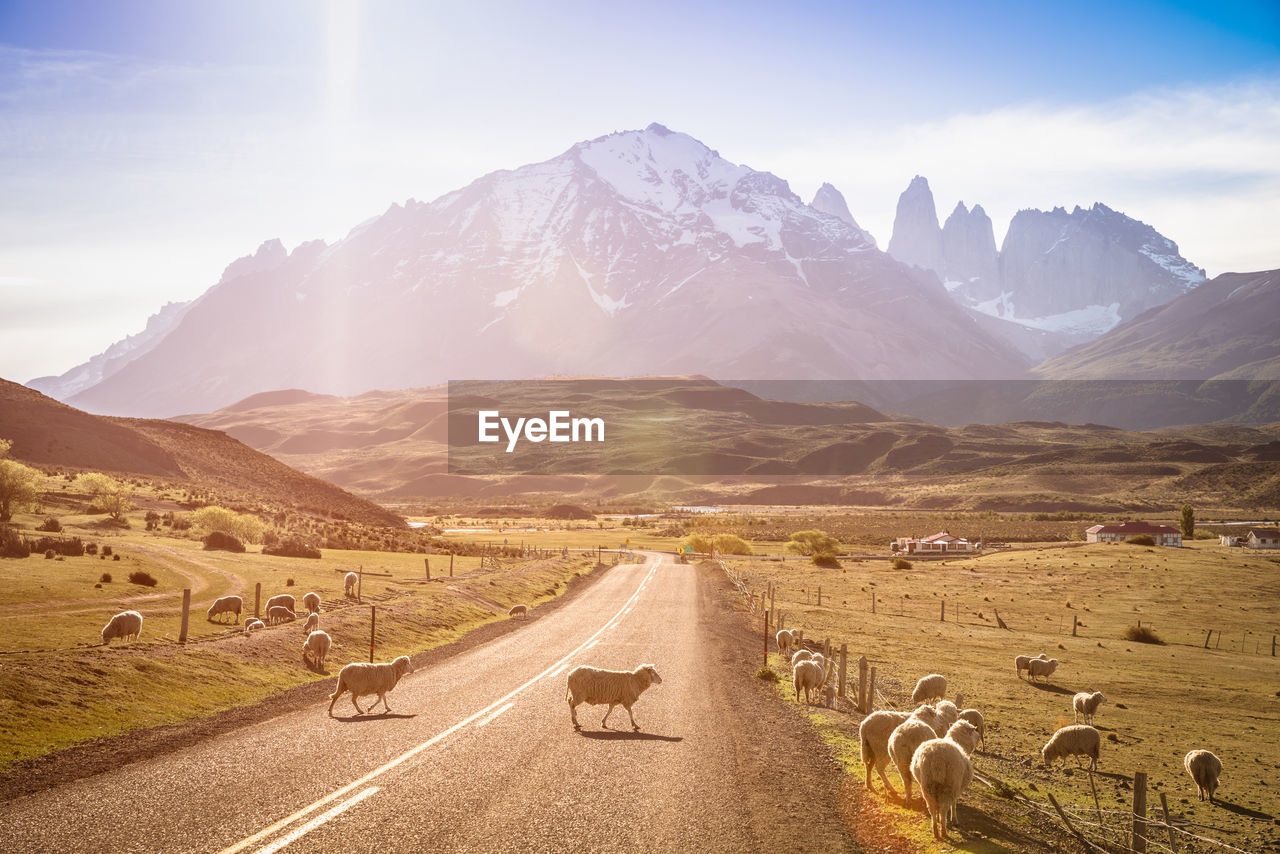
[2,0,1278,381]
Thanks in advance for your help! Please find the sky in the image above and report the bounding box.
[2,0,1278,383]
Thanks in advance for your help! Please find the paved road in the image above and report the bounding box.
[0,553,856,853]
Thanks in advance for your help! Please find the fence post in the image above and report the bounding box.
[1132,770,1148,854]
[763,610,770,670]
[823,638,830,659]
[179,588,191,643]
[868,666,877,713]
[369,604,376,663]
[1158,792,1178,853]
[1072,614,1078,637]
[838,644,848,699]
[424,557,430,581]
[1273,635,1276,656]
[871,591,876,614]
[450,552,454,577]
[357,565,363,604]
[817,585,822,607]
[254,582,261,618]
[940,600,946,622]
[769,582,775,616]
[1204,629,1211,649]
[858,655,869,712]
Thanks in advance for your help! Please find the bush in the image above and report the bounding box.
[787,529,841,556]
[203,531,245,552]
[128,571,158,587]
[25,536,85,557]
[101,545,112,556]
[262,537,322,559]
[1126,534,1155,546]
[286,578,295,587]
[892,557,913,570]
[811,552,840,568]
[171,516,192,531]
[754,666,780,682]
[36,517,62,532]
[0,526,30,558]
[1123,624,1164,645]
[44,549,55,559]
[112,553,120,561]
[192,505,266,544]
[86,543,98,555]
[99,572,112,583]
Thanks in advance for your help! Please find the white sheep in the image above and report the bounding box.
[303,591,321,613]
[244,619,265,633]
[957,708,985,750]
[1073,691,1107,724]
[566,664,662,731]
[302,612,319,635]
[793,659,825,705]
[328,655,414,716]
[909,703,943,737]
[810,652,827,672]
[1014,652,1049,679]
[910,720,982,841]
[101,610,143,645]
[265,593,296,615]
[1042,725,1100,771]
[888,718,938,802]
[859,710,911,793]
[934,700,959,735]
[267,605,296,625]
[1184,749,1222,803]
[344,572,358,597]
[1027,658,1058,683]
[912,674,947,704]
[302,630,331,668]
[776,629,797,656]
[508,604,528,619]
[206,595,242,624]
[790,649,813,667]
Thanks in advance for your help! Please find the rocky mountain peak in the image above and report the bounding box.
[219,239,289,284]
[887,175,943,272]
[810,182,870,241]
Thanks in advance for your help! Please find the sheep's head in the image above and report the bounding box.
[392,655,414,677]
[641,664,662,685]
[945,720,981,755]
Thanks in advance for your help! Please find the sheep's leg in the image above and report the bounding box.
[569,698,580,729]
[601,703,615,728]
[351,695,366,715]
[876,762,900,797]
[625,704,639,732]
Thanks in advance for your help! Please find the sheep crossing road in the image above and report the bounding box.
[0,553,857,853]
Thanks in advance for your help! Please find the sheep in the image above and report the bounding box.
[810,652,827,672]
[243,619,265,633]
[934,700,960,735]
[344,572,358,597]
[1014,652,1049,679]
[328,655,414,716]
[265,594,296,615]
[912,674,947,704]
[1073,691,1107,724]
[790,649,813,667]
[302,630,331,668]
[909,703,944,737]
[267,605,296,625]
[302,612,319,635]
[957,708,986,750]
[302,592,321,613]
[206,595,242,624]
[1184,749,1222,803]
[776,629,797,656]
[1042,725,1101,771]
[101,610,143,645]
[566,664,662,731]
[508,604,528,619]
[858,710,911,793]
[910,721,982,841]
[888,718,939,802]
[1027,658,1059,683]
[793,659,825,705]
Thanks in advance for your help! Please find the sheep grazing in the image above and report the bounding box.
[265,593,296,615]
[328,655,414,716]
[302,592,321,613]
[1184,749,1222,803]
[811,652,827,672]
[1042,725,1101,771]
[957,708,986,750]
[859,710,911,793]
[344,572,358,597]
[910,721,982,841]
[302,630,331,668]
[1072,691,1107,725]
[243,619,265,633]
[790,649,813,667]
[1014,653,1049,679]
[508,604,528,619]
[910,703,944,737]
[793,659,825,705]
[101,610,143,645]
[934,700,960,735]
[267,605,296,625]
[888,719,938,802]
[776,629,797,656]
[206,595,242,624]
[1026,658,1059,683]
[302,612,319,635]
[566,664,662,731]
[912,674,947,704]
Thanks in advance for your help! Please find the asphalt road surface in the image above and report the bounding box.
[0,553,857,853]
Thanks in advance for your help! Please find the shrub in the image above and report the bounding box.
[811,552,840,568]
[36,516,62,532]
[44,549,55,559]
[192,506,266,544]
[101,545,112,556]
[286,578,295,587]
[787,529,840,556]
[0,526,30,558]
[171,516,192,531]
[1123,624,1164,644]
[99,572,112,583]
[262,537,322,559]
[112,553,120,561]
[1126,535,1155,546]
[892,557,913,570]
[127,571,158,587]
[86,543,98,555]
[754,666,780,682]
[25,536,85,557]
[203,531,245,553]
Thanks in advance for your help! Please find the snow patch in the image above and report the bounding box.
[493,285,523,308]
[1139,245,1205,290]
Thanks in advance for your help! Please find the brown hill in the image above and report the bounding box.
[0,378,402,527]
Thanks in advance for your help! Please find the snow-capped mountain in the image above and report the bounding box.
[48,124,1028,417]
[887,177,1206,353]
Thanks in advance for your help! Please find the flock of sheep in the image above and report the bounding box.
[776,628,1226,841]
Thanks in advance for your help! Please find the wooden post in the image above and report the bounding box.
[1132,770,1148,854]
[1072,614,1078,637]
[179,588,191,643]
[450,552,454,577]
[357,564,363,604]
[817,585,822,607]
[254,582,261,618]
[823,637,830,659]
[797,629,804,650]
[1272,635,1276,656]
[1158,792,1178,853]
[940,600,946,622]
[868,666,876,712]
[769,582,775,616]
[424,557,430,581]
[763,610,769,670]
[838,644,848,699]
[871,591,876,614]
[1215,630,1221,649]
[369,604,376,663]
[858,655,869,712]
[1204,629,1212,649]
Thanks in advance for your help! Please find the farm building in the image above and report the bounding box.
[1085,521,1181,547]
[893,531,978,554]
[1245,528,1280,549]
[1219,535,1242,547]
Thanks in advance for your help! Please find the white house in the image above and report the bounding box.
[1085,521,1182,547]
[893,531,978,555]
[1246,528,1280,549]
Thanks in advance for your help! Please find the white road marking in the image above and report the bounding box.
[220,555,661,854]
[475,702,514,728]
[547,662,570,678]
[252,787,380,854]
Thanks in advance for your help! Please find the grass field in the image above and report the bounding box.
[730,542,1280,853]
